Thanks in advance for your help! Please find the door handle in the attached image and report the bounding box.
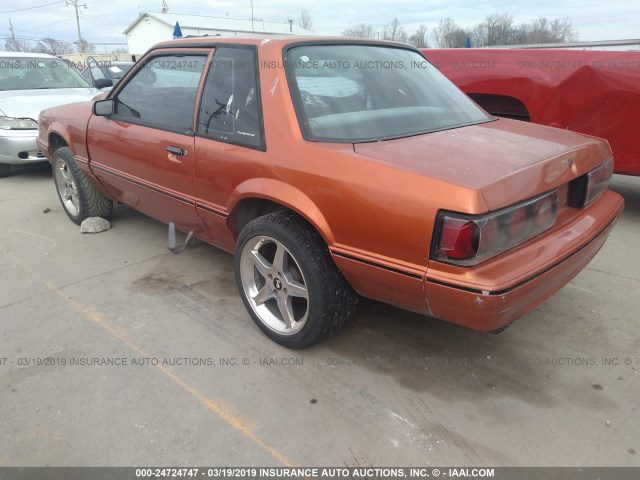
[166,145,188,157]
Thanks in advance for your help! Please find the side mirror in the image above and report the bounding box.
[93,99,115,116]
[94,78,114,89]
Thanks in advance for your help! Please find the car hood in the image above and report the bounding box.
[0,88,101,121]
[353,118,612,210]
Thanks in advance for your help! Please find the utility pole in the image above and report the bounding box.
[250,0,254,34]
[66,0,87,57]
[8,18,18,51]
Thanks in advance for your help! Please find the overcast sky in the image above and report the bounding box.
[2,0,639,50]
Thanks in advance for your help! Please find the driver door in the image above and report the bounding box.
[86,50,210,234]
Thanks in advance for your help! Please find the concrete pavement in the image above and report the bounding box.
[1,164,639,467]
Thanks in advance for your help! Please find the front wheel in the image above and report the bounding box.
[52,147,113,224]
[235,211,358,348]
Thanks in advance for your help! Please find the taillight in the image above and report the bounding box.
[569,157,614,207]
[585,157,614,205]
[535,193,555,227]
[438,219,479,259]
[433,190,558,267]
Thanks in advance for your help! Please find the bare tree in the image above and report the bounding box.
[472,13,516,46]
[297,8,312,31]
[468,13,578,46]
[408,24,429,48]
[549,17,578,42]
[468,23,485,47]
[488,13,514,45]
[4,37,32,52]
[342,24,376,39]
[76,38,94,54]
[524,16,578,43]
[510,23,529,45]
[35,37,72,56]
[526,17,550,44]
[431,18,467,48]
[383,17,407,42]
[344,12,577,46]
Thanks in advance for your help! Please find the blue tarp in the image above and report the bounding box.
[173,22,183,39]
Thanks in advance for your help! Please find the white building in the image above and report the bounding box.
[124,12,307,56]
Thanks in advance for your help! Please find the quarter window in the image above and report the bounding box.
[197,47,264,150]
[114,55,206,133]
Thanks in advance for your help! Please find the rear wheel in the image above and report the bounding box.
[52,146,113,224]
[235,211,358,348]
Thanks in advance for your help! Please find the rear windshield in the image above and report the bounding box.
[285,44,491,142]
[0,57,90,90]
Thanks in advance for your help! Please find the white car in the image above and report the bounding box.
[0,51,104,177]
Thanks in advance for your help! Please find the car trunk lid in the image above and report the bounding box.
[353,118,611,211]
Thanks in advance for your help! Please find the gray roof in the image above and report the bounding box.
[124,12,302,36]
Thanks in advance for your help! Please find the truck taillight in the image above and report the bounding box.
[569,157,614,207]
[433,190,558,267]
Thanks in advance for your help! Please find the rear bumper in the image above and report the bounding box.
[0,130,46,164]
[425,192,624,331]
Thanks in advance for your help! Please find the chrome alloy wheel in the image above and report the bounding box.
[54,158,80,217]
[239,235,309,335]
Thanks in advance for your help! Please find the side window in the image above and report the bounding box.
[197,47,264,150]
[115,55,206,133]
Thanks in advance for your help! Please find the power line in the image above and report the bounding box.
[0,0,65,14]
[1,34,76,43]
[15,16,74,33]
[26,8,78,18]
[80,12,126,34]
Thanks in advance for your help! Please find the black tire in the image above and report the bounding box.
[0,163,10,178]
[52,146,113,225]
[235,211,358,348]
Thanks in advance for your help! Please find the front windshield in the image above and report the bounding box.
[285,44,492,142]
[0,57,91,91]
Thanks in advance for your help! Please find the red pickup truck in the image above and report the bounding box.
[424,49,640,176]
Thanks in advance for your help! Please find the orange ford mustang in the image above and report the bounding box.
[36,37,624,348]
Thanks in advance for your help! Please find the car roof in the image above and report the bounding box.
[0,51,56,58]
[152,35,414,51]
